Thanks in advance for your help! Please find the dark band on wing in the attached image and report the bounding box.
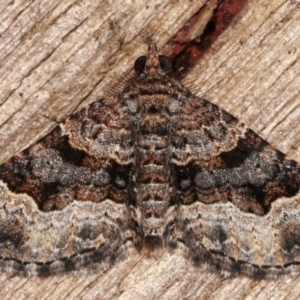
[0,126,131,211]
[174,129,300,215]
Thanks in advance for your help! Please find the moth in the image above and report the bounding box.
[0,44,299,277]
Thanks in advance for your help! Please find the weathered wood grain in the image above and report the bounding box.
[0,0,299,299]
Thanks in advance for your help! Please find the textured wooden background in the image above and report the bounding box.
[0,0,300,299]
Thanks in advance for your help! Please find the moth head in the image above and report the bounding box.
[134,44,173,75]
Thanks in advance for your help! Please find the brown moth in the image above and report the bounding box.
[0,44,299,277]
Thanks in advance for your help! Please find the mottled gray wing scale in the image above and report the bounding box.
[173,95,300,277]
[0,96,135,276]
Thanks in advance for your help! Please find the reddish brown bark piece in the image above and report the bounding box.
[162,0,248,78]
[0,44,299,277]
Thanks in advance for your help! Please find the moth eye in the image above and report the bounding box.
[134,56,146,73]
[158,55,173,73]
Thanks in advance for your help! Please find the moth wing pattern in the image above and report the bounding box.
[173,95,300,277]
[0,96,136,276]
[0,44,300,278]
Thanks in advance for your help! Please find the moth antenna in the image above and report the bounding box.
[104,69,135,97]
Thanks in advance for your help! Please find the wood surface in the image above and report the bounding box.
[0,0,299,299]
